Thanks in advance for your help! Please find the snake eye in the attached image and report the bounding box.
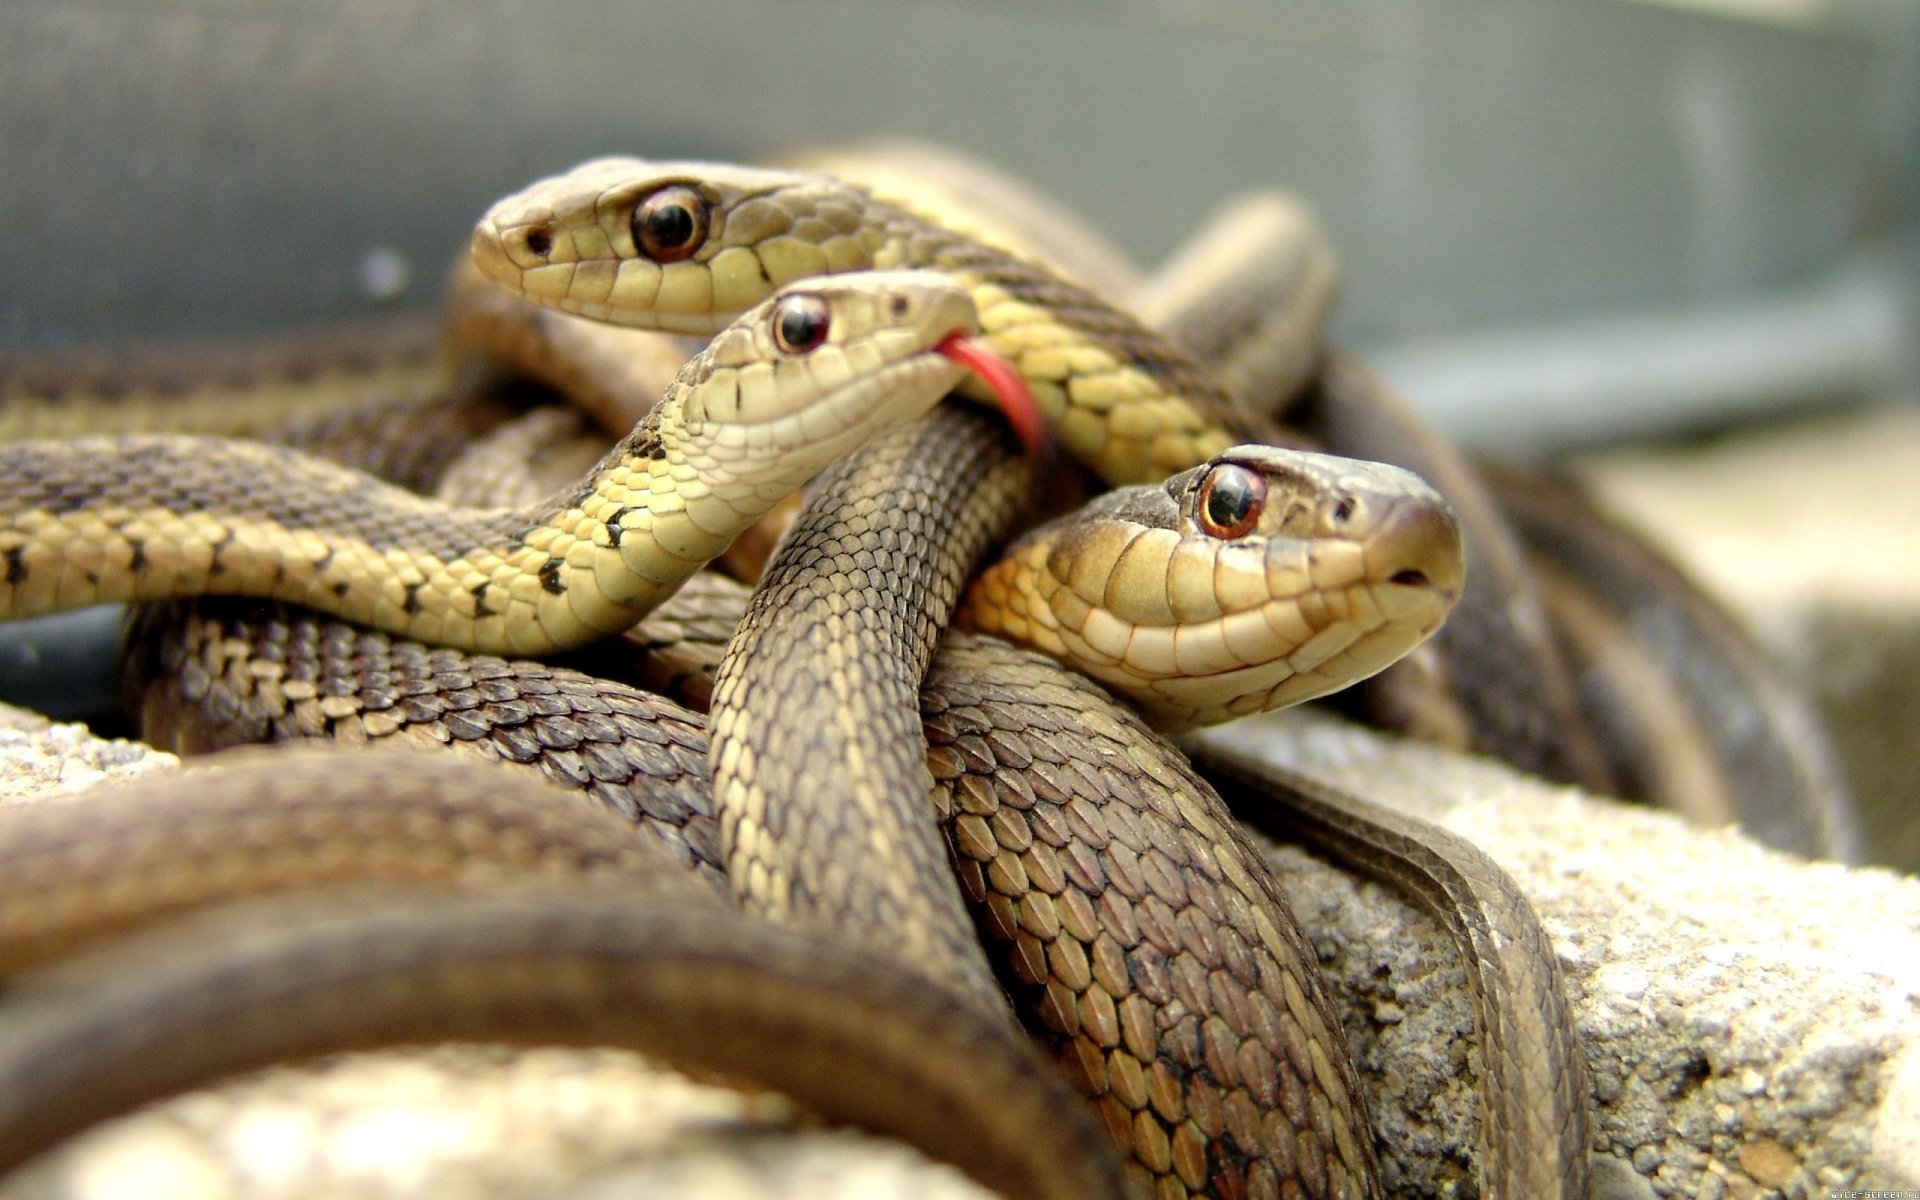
[631,185,710,263]
[1196,463,1266,539]
[771,293,831,354]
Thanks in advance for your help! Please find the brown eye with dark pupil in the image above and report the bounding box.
[772,294,831,354]
[632,185,709,263]
[1197,464,1265,539]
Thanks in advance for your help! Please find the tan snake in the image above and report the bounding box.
[0,271,989,655]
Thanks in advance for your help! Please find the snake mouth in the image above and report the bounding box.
[935,335,1046,460]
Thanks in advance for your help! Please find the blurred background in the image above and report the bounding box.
[1,0,1916,859]
[3,0,1913,446]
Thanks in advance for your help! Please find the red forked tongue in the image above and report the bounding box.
[936,334,1047,461]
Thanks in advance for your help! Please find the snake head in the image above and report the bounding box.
[472,157,880,334]
[675,270,979,457]
[961,445,1465,730]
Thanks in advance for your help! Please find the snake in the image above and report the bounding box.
[0,318,449,443]
[0,747,1127,1200]
[0,270,995,655]
[0,154,1595,1198]
[469,155,1272,487]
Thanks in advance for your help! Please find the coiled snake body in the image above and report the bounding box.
[467,153,1581,1200]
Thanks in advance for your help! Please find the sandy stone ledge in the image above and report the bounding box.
[1222,710,1920,1200]
[0,705,177,805]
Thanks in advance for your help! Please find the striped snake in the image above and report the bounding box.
[0,154,1601,1200]
[470,155,1270,486]
[0,271,985,654]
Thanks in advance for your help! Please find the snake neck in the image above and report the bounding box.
[860,193,1263,485]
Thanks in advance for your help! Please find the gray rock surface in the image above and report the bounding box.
[1223,710,1920,1199]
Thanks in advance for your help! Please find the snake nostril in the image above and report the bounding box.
[889,294,910,319]
[523,225,553,258]
[1389,568,1430,588]
[1332,497,1356,524]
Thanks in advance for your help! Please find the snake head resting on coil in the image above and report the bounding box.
[470,157,1053,463]
[959,446,1466,731]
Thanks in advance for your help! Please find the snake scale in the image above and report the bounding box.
[0,151,1618,1199]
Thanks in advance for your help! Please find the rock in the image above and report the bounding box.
[0,704,176,805]
[1226,708,1920,1198]
[1574,405,1920,874]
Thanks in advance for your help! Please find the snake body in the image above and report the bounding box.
[95,393,1453,1197]
[463,155,1590,1199]
[113,579,1387,1199]
[40,339,1461,1196]
[0,320,448,442]
[707,405,1033,1021]
[0,750,1125,1200]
